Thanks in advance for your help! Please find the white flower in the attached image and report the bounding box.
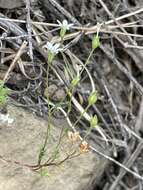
[57,20,74,30]
[43,42,62,54]
[43,42,62,63]
[0,113,14,124]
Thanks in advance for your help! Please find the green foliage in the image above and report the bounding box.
[48,51,55,64]
[0,80,9,105]
[92,35,100,50]
[38,146,45,164]
[40,168,50,177]
[71,76,80,87]
[60,28,66,39]
[90,115,98,127]
[62,127,69,136]
[88,91,97,105]
[51,148,60,161]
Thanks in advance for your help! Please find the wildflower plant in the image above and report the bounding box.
[57,20,74,40]
[38,40,63,167]
[36,20,100,174]
[43,42,62,63]
[0,20,101,176]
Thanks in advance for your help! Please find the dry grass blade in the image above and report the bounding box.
[3,41,28,82]
[25,0,33,61]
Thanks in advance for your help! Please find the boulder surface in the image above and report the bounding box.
[0,105,108,190]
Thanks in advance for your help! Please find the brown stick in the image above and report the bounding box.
[3,41,27,82]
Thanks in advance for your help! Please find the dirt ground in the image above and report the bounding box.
[0,0,143,190]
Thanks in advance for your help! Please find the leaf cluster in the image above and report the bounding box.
[0,80,9,105]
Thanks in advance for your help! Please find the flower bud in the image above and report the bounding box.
[92,35,100,50]
[71,76,80,87]
[90,115,98,128]
[88,91,97,105]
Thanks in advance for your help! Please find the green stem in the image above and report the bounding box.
[67,88,73,113]
[38,62,52,165]
[79,49,94,76]
[83,126,92,140]
[73,104,90,128]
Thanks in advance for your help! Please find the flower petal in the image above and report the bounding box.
[63,20,68,26]
[54,43,60,49]
[46,42,53,49]
[57,20,62,26]
[69,23,74,27]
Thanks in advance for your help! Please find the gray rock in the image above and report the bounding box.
[0,105,108,190]
[0,0,37,9]
[0,0,24,9]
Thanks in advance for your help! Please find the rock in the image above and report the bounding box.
[0,0,24,9]
[0,105,108,190]
[0,0,37,9]
[45,84,66,102]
